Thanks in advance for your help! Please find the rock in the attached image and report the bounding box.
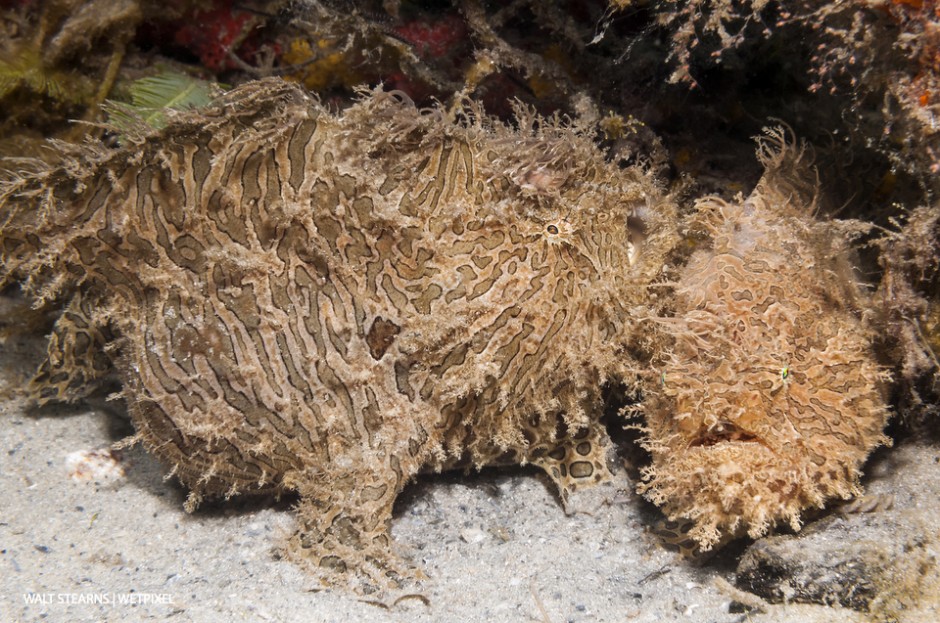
[735,506,936,618]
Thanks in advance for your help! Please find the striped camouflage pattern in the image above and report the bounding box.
[0,79,677,589]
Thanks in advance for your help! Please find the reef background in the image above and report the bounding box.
[1,1,939,621]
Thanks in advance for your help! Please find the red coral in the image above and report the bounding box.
[392,14,468,61]
[383,14,471,101]
[891,0,924,9]
[171,0,258,72]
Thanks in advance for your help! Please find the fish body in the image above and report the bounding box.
[639,132,890,550]
[0,79,677,588]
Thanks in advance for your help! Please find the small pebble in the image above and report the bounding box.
[459,528,486,544]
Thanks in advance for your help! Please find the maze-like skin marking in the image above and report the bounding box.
[638,131,890,551]
[0,79,678,590]
[28,290,115,405]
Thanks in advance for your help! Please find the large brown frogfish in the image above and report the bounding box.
[0,79,677,589]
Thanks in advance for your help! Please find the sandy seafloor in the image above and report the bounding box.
[1,328,939,623]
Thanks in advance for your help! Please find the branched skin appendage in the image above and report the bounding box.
[638,132,891,551]
[0,79,678,591]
